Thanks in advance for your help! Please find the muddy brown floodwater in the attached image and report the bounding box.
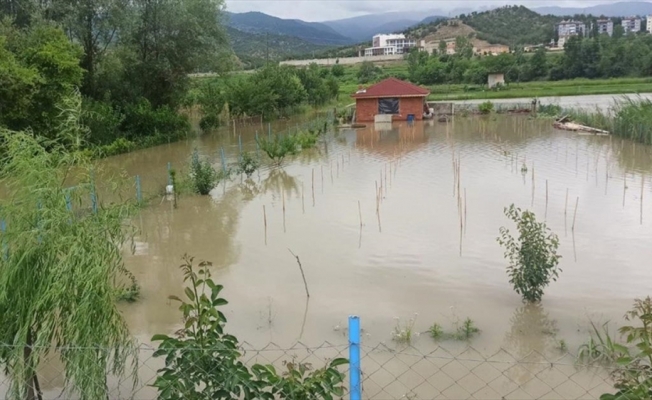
[23,115,652,399]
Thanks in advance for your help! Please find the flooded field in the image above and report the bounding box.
[21,114,652,399]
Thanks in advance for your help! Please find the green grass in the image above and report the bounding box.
[566,97,652,144]
[333,61,652,103]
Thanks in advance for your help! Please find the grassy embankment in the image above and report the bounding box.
[334,62,652,105]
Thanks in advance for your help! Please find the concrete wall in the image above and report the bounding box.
[280,54,404,67]
[429,102,454,115]
[356,97,425,122]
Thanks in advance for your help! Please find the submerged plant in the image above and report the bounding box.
[455,318,480,340]
[429,323,444,340]
[498,204,561,303]
[190,149,219,195]
[478,101,494,114]
[257,134,300,166]
[238,152,260,177]
[392,314,418,344]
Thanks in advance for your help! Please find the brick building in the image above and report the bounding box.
[352,78,430,123]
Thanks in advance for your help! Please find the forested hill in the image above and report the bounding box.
[459,6,559,45]
[405,6,560,47]
[227,27,328,69]
[225,11,353,46]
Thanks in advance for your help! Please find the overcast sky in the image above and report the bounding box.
[225,0,629,21]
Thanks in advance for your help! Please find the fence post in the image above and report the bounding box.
[348,315,361,400]
[220,148,227,172]
[239,134,243,160]
[167,162,172,186]
[0,219,7,260]
[65,190,72,211]
[135,175,142,204]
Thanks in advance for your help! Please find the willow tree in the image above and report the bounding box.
[0,111,137,398]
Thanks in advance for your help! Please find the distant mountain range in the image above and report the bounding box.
[533,1,652,17]
[321,12,444,42]
[224,1,652,68]
[225,11,351,46]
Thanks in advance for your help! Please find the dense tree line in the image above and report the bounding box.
[1,0,231,152]
[194,63,339,129]
[405,32,652,86]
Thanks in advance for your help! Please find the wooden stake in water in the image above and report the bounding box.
[282,190,286,233]
[545,180,549,221]
[311,168,315,207]
[375,181,379,212]
[464,188,467,235]
[564,188,569,235]
[263,205,267,245]
[572,197,579,232]
[531,164,535,207]
[641,175,645,225]
[358,200,363,227]
[288,249,310,298]
[623,171,627,207]
[330,161,334,184]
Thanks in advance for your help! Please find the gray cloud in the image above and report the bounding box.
[225,0,623,21]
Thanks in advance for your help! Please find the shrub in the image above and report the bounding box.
[121,98,190,141]
[478,101,494,114]
[331,64,345,77]
[497,204,561,303]
[81,98,125,145]
[600,297,652,400]
[151,256,348,399]
[257,134,300,166]
[190,149,219,195]
[237,152,260,178]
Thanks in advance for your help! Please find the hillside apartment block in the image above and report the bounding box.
[364,34,418,56]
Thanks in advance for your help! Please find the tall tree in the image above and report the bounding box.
[51,0,128,97]
[128,0,229,107]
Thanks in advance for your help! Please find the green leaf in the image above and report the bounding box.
[184,287,195,301]
[152,334,171,342]
[329,358,349,368]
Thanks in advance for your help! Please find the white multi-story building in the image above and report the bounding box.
[597,19,614,36]
[364,34,417,57]
[622,17,641,33]
[557,20,586,38]
[647,15,652,33]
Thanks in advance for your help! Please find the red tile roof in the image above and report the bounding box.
[351,77,430,99]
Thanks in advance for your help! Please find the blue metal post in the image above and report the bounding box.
[90,169,97,214]
[136,175,142,204]
[255,131,260,157]
[1,219,7,260]
[349,315,361,400]
[65,190,72,211]
[167,162,172,186]
[220,147,227,172]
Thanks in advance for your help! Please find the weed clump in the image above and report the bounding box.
[478,101,494,114]
[392,314,418,344]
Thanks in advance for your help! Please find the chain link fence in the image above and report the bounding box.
[0,338,622,400]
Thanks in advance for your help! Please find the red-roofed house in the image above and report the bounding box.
[351,78,430,122]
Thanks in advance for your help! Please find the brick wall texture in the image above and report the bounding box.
[355,97,426,122]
